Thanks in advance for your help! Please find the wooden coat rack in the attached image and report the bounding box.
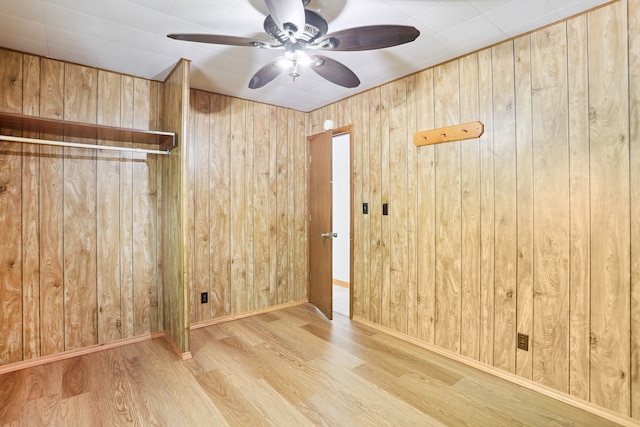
[414,121,484,147]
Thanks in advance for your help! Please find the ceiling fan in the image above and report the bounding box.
[168,0,420,89]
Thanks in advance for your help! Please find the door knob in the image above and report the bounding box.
[321,232,338,238]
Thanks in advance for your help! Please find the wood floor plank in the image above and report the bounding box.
[310,357,445,426]
[240,378,314,427]
[0,303,625,426]
[135,339,231,426]
[196,369,270,426]
[91,347,145,425]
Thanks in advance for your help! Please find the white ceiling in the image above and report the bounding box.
[0,0,610,112]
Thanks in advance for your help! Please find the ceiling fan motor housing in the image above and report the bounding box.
[263,9,328,45]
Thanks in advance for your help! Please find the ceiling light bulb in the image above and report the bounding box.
[296,53,313,66]
[276,58,293,69]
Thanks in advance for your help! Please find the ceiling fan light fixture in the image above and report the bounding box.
[284,45,313,65]
[169,0,420,89]
[289,63,300,80]
[276,57,293,69]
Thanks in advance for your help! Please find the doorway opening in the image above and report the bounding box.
[332,133,350,318]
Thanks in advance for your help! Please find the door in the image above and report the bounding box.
[308,130,333,319]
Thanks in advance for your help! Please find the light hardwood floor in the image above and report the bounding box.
[0,304,623,426]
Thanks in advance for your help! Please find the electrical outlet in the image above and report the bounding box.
[363,202,368,214]
[201,292,208,304]
[517,333,529,351]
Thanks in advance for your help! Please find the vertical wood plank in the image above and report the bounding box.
[388,78,408,333]
[362,91,373,320]
[287,109,296,304]
[193,90,211,322]
[96,70,122,343]
[187,89,197,324]
[630,0,640,418]
[245,103,255,312]
[337,98,351,127]
[155,82,164,331]
[149,81,161,332]
[22,54,41,360]
[567,14,591,401]
[514,35,534,380]
[184,87,196,326]
[0,49,23,365]
[276,107,289,304]
[416,69,436,344]
[588,2,630,414]
[0,49,23,112]
[492,41,517,373]
[433,60,461,353]
[253,103,270,310]
[268,106,278,306]
[132,78,158,335]
[459,53,481,360]
[380,84,391,328]
[406,75,418,338]
[308,108,322,135]
[531,22,570,393]
[360,92,371,321]
[294,110,306,301]
[230,98,247,314]
[352,92,364,319]
[63,63,98,350]
[478,48,495,366]
[120,75,134,339]
[22,55,40,117]
[210,94,232,317]
[369,87,382,324]
[39,58,65,356]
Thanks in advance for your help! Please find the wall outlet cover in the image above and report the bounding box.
[517,333,529,351]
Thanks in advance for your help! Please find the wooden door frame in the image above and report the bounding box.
[306,125,354,319]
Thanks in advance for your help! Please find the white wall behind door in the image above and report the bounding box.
[332,133,350,283]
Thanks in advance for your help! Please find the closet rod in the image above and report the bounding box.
[0,134,170,155]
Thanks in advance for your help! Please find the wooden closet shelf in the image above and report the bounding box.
[0,112,176,151]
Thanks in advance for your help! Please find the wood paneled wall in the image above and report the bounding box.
[0,49,164,365]
[308,0,640,419]
[1,0,637,420]
[187,90,307,323]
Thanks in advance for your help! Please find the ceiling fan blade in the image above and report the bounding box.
[310,55,360,88]
[264,0,306,34]
[168,33,278,48]
[318,25,420,51]
[249,58,286,89]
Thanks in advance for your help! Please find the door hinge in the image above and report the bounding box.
[309,155,312,163]
[309,214,311,222]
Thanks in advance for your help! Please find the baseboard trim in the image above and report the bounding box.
[190,299,308,329]
[0,301,309,374]
[352,316,638,427]
[0,331,166,375]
